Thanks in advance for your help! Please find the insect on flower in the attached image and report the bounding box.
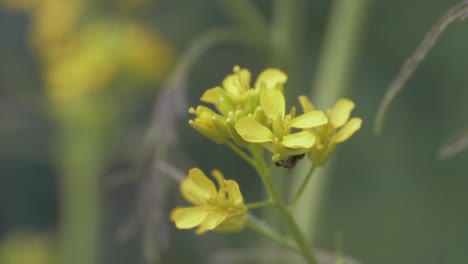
[275,153,305,168]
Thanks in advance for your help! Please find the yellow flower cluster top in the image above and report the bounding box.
[170,168,246,234]
[189,66,361,164]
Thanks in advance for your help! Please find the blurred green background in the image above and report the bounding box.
[1,0,468,264]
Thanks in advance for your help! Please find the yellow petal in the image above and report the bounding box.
[188,119,225,144]
[222,68,251,96]
[214,212,247,232]
[290,111,328,128]
[334,117,362,143]
[235,116,274,143]
[211,169,226,189]
[254,68,288,90]
[180,168,217,205]
[170,207,208,229]
[190,106,219,131]
[281,131,316,148]
[199,210,228,231]
[261,89,285,119]
[329,99,355,128]
[298,96,316,113]
[224,180,244,205]
[200,87,222,104]
[195,226,208,234]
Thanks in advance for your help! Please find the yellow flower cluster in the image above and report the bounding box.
[189,66,361,164]
[173,66,362,235]
[170,168,247,234]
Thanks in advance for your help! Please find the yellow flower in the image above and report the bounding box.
[299,97,362,166]
[170,168,247,234]
[200,66,287,116]
[235,89,328,161]
[188,106,227,144]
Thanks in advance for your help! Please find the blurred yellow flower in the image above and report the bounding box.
[0,231,56,264]
[1,0,174,103]
[31,0,83,54]
[45,24,119,103]
[235,89,328,161]
[1,0,83,55]
[170,168,247,234]
[120,23,174,81]
[45,21,174,103]
[299,97,362,166]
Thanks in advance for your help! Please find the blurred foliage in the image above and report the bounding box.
[0,230,56,264]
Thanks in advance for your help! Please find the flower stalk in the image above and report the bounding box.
[252,153,318,264]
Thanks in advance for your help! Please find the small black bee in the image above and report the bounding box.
[275,153,305,169]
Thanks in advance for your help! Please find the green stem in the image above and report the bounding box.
[289,165,316,211]
[247,214,299,253]
[226,141,256,168]
[263,174,318,264]
[253,154,275,199]
[246,200,274,210]
[253,153,318,264]
[276,204,318,264]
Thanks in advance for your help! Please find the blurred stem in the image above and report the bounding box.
[289,0,370,248]
[310,0,369,109]
[437,130,468,160]
[271,0,304,64]
[218,0,268,47]
[270,0,305,96]
[170,28,246,77]
[58,99,115,264]
[60,148,100,264]
[374,0,468,134]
